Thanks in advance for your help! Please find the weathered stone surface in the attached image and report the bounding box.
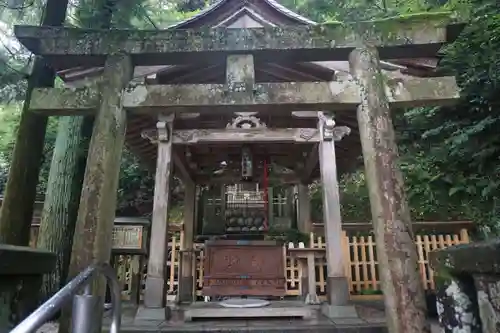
[67,54,132,296]
[30,86,99,115]
[430,239,500,332]
[29,76,459,115]
[435,278,481,333]
[0,246,56,333]
[349,45,429,333]
[474,274,500,333]
[15,13,453,65]
[430,239,500,275]
[123,81,360,111]
[0,244,56,275]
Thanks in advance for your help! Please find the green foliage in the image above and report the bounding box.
[0,0,498,235]
[401,4,500,235]
[266,227,310,245]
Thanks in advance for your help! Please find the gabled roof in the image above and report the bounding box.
[169,0,316,29]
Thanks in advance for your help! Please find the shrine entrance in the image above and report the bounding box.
[14,0,461,329]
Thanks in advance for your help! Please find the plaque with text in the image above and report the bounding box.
[112,225,144,253]
[203,240,286,296]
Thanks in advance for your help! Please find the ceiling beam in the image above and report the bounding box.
[168,128,320,144]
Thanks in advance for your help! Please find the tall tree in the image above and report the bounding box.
[0,0,69,245]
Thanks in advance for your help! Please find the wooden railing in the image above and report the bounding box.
[111,226,470,302]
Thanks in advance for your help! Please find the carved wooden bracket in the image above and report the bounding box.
[157,121,170,142]
[141,117,173,144]
[141,129,158,144]
[320,115,351,142]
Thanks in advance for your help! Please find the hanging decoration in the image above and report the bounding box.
[241,146,253,181]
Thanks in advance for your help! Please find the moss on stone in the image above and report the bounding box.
[16,14,453,58]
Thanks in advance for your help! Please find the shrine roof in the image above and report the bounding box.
[168,0,316,28]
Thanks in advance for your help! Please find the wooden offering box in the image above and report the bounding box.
[203,240,286,297]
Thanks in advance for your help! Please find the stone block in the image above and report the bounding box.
[320,304,359,319]
[0,245,56,333]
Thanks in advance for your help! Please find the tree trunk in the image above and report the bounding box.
[36,116,93,301]
[0,0,69,246]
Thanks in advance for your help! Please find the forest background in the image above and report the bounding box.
[0,0,498,237]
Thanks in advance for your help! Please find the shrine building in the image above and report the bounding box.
[13,0,463,326]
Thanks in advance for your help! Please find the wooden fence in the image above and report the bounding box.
[112,227,470,302]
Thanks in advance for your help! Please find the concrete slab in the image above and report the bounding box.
[100,300,391,332]
[321,304,359,319]
[135,306,166,321]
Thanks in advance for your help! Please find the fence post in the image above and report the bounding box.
[460,228,470,243]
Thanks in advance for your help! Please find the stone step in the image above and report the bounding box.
[117,323,387,333]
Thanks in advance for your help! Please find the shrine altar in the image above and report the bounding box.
[202,240,286,297]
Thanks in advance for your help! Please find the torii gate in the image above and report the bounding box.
[14,15,460,332]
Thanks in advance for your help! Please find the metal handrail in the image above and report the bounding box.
[11,262,121,333]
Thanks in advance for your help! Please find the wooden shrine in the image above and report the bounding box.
[12,0,463,328]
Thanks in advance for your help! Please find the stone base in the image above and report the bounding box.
[219,298,270,308]
[184,301,314,321]
[321,304,360,320]
[177,277,193,303]
[300,277,309,297]
[326,277,350,305]
[143,276,165,308]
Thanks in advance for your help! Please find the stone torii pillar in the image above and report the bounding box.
[317,112,357,318]
[143,114,175,308]
[349,45,428,333]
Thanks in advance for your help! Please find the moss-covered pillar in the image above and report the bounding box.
[60,54,132,333]
[297,183,311,234]
[349,45,428,333]
[67,54,132,277]
[144,114,174,308]
[178,180,196,303]
[317,112,353,316]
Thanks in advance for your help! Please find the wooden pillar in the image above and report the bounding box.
[144,114,175,308]
[317,112,351,308]
[67,54,132,285]
[297,184,311,234]
[349,46,428,333]
[267,186,274,227]
[178,180,196,303]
